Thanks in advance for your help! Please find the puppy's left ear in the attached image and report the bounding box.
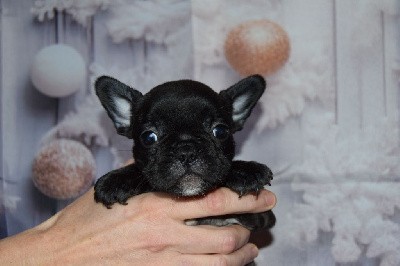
[220,75,266,131]
[95,76,143,138]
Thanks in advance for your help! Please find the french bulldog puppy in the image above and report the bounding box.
[94,75,275,230]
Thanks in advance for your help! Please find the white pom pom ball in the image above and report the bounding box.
[31,44,86,97]
[32,139,96,199]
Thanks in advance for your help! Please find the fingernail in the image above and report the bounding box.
[265,192,276,208]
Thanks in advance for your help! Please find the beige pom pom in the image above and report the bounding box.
[32,139,96,199]
[224,19,290,76]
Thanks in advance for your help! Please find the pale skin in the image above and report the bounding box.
[0,187,276,265]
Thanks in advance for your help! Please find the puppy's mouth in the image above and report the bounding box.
[176,174,206,196]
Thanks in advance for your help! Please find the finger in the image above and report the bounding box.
[172,187,276,220]
[172,224,250,254]
[174,243,259,266]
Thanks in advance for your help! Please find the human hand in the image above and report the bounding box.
[0,187,276,265]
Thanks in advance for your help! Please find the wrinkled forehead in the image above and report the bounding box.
[151,96,218,123]
[137,82,231,128]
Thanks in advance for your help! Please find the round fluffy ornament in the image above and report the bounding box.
[31,44,86,97]
[224,19,290,76]
[32,139,96,199]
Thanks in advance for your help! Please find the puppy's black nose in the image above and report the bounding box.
[177,144,197,164]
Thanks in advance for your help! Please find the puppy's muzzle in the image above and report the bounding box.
[176,142,197,164]
[170,141,210,196]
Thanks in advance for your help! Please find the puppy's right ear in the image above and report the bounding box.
[95,76,142,138]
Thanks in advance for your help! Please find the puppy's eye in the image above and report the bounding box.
[212,124,229,140]
[140,131,158,146]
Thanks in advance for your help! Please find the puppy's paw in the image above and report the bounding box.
[236,210,276,230]
[94,164,147,208]
[94,173,132,208]
[225,161,273,197]
[189,210,276,231]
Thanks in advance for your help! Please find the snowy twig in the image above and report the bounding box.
[31,0,110,26]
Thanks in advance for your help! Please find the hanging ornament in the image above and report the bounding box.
[31,44,86,97]
[224,19,290,76]
[32,139,96,199]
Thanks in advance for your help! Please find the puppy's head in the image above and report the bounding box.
[95,75,265,196]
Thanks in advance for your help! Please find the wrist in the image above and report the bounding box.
[0,214,60,265]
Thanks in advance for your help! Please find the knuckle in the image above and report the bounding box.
[212,255,228,266]
[220,231,239,254]
[246,198,259,213]
[134,194,154,213]
[205,189,228,214]
[141,234,169,253]
[135,194,169,217]
[242,191,269,213]
[147,242,168,253]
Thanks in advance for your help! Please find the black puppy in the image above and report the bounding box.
[94,75,275,230]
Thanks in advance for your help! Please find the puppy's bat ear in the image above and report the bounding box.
[220,75,266,132]
[95,76,143,138]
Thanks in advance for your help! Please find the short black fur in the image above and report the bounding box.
[94,75,275,231]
